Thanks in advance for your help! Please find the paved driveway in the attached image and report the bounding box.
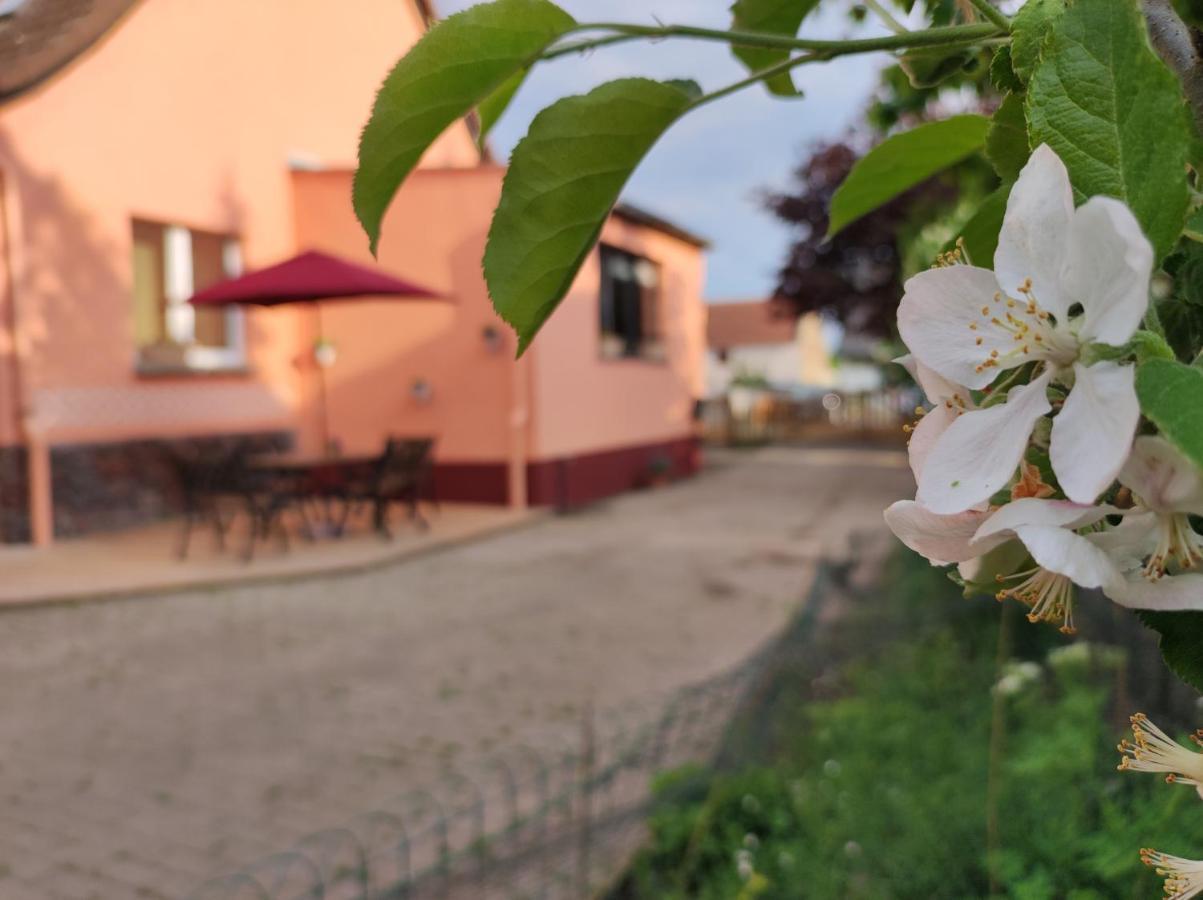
[0,446,911,899]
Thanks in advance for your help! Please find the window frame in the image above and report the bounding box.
[597,243,666,364]
[130,219,247,374]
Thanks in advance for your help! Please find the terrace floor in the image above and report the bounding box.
[0,503,539,607]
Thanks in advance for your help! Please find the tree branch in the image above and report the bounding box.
[1143,0,1203,135]
[558,21,1002,57]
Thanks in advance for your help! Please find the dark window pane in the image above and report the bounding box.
[599,244,661,360]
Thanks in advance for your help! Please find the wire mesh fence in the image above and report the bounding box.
[183,556,849,900]
[182,538,1201,900]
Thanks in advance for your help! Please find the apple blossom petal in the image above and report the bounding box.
[1064,197,1153,345]
[1108,573,1203,611]
[957,558,982,582]
[1119,435,1203,516]
[1050,362,1139,504]
[917,371,1053,514]
[973,497,1113,543]
[908,402,958,482]
[915,361,965,407]
[994,145,1073,319]
[884,500,1006,565]
[898,266,1017,390]
[1088,512,1160,570]
[1013,524,1123,590]
[895,354,969,407]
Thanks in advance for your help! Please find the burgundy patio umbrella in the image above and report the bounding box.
[189,249,442,453]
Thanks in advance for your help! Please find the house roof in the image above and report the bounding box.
[0,0,137,105]
[0,0,441,106]
[612,202,710,249]
[707,301,797,349]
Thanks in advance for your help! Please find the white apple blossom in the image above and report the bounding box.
[898,144,1152,514]
[971,496,1203,614]
[1117,436,1203,577]
[971,497,1118,632]
[884,356,1001,565]
[895,354,975,482]
[883,500,1003,566]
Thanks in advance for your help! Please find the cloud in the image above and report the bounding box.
[434,0,888,298]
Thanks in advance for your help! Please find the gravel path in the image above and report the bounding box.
[0,446,911,899]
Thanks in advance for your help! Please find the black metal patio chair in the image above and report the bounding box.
[338,437,436,538]
[171,442,254,560]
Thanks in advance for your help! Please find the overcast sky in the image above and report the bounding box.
[436,0,894,301]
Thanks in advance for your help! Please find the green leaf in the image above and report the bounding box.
[985,93,1029,181]
[989,45,1022,93]
[1136,359,1203,469]
[355,0,576,254]
[729,0,820,96]
[1010,0,1065,83]
[1137,611,1203,693]
[484,78,698,354]
[959,182,1011,268]
[477,69,528,149]
[827,115,991,238]
[1025,0,1192,261]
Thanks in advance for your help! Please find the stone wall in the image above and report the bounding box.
[0,431,293,542]
[0,445,30,543]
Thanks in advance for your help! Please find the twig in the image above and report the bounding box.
[1143,0,1203,133]
[967,0,1012,33]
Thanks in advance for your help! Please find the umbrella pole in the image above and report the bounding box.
[315,303,331,456]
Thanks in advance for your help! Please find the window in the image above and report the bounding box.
[131,220,245,371]
[598,245,664,361]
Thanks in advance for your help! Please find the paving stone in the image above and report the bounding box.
[0,449,910,897]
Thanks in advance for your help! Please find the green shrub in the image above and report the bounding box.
[621,558,1203,899]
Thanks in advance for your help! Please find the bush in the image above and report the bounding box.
[619,556,1203,899]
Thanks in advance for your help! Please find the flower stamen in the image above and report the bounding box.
[1143,514,1203,579]
[1140,848,1203,900]
[970,280,1076,374]
[995,567,1076,633]
[1117,713,1203,798]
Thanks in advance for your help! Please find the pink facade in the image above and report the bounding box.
[0,0,707,543]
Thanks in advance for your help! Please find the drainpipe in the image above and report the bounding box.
[0,159,53,546]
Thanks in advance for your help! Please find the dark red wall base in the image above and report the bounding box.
[431,463,510,505]
[432,435,701,509]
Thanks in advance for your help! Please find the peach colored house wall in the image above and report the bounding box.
[0,0,477,450]
[0,168,18,448]
[529,216,707,461]
[291,167,516,462]
[292,167,707,474]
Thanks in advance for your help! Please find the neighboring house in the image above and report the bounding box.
[705,301,833,397]
[0,0,708,544]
